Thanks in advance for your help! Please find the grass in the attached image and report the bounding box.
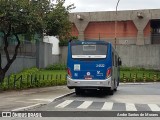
[0,66,160,91]
[120,67,160,82]
[0,68,67,91]
[32,69,67,82]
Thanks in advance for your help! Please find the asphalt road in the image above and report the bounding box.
[1,83,160,120]
[31,83,160,112]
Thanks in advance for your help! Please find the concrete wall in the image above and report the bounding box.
[2,42,160,76]
[2,55,36,75]
[59,46,68,63]
[116,45,160,70]
[1,42,60,75]
[37,42,60,68]
[69,9,160,45]
[59,45,160,70]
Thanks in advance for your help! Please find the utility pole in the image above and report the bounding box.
[115,0,121,49]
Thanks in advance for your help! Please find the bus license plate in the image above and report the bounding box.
[85,76,92,80]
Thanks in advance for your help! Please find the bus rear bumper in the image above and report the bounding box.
[67,77,112,89]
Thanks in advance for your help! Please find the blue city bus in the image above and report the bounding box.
[67,40,122,95]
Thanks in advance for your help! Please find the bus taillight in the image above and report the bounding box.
[67,68,72,78]
[106,68,111,78]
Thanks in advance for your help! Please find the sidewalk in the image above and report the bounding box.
[0,86,74,111]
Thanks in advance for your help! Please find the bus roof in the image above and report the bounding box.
[69,40,111,45]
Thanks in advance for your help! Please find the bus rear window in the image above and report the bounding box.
[83,45,96,51]
[71,44,107,59]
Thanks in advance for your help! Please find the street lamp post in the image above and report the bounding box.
[115,0,120,49]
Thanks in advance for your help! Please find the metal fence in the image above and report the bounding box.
[0,74,67,91]
[1,72,160,91]
[121,73,160,83]
[151,33,160,44]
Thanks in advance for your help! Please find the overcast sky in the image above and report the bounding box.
[63,0,160,12]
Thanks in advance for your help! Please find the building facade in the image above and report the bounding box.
[69,9,160,45]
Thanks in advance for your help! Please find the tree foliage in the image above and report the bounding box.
[0,0,74,82]
[45,0,75,40]
[0,0,50,35]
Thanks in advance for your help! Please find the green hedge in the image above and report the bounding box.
[45,63,67,70]
[1,66,160,91]
[0,68,67,91]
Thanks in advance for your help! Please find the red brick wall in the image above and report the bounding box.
[117,21,138,37]
[84,21,138,40]
[71,23,79,37]
[70,21,151,40]
[144,21,151,37]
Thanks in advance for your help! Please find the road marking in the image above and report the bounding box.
[15,101,38,104]
[120,83,154,85]
[101,102,113,110]
[148,104,160,111]
[125,103,137,111]
[32,99,54,102]
[77,101,93,109]
[12,103,41,111]
[55,100,73,108]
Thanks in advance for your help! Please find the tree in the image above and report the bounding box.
[0,0,74,82]
[44,0,75,40]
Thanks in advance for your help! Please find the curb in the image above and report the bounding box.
[12,103,46,111]
[53,92,75,102]
[11,91,75,111]
[120,82,157,85]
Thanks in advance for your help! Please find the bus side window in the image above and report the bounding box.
[112,52,114,66]
[118,57,122,66]
[115,55,117,67]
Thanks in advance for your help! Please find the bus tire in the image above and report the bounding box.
[114,80,117,91]
[109,89,114,95]
[114,86,117,91]
[117,78,120,86]
[75,88,82,95]
[100,88,107,95]
[104,88,114,95]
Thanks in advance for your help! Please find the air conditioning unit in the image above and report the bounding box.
[137,12,143,19]
[76,14,83,20]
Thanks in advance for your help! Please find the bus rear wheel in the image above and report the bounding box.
[109,89,114,95]
[75,88,84,95]
[114,87,117,91]
[102,88,114,95]
[106,88,114,95]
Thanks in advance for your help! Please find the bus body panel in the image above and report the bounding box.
[67,40,120,91]
[68,58,111,80]
[67,77,112,89]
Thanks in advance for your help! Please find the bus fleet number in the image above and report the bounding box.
[96,64,105,67]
